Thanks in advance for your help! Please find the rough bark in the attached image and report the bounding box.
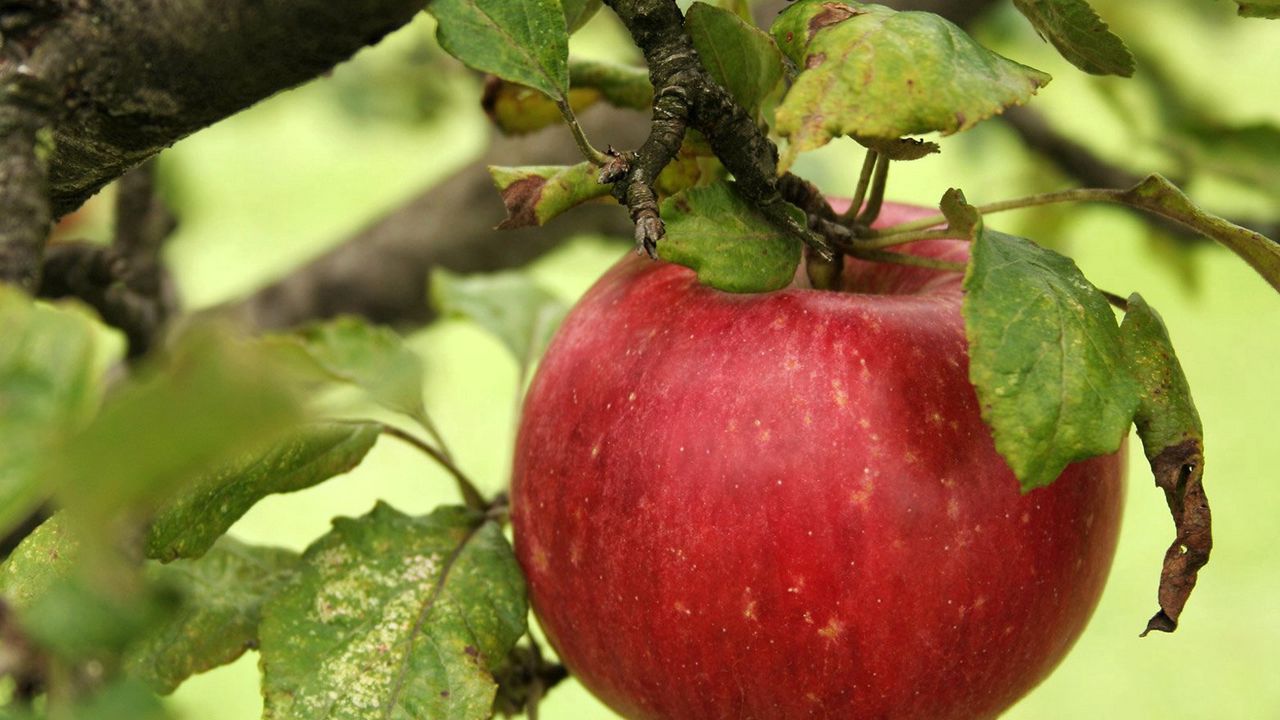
[6,0,425,218]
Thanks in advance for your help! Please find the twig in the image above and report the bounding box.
[840,149,879,224]
[379,423,488,512]
[854,153,891,227]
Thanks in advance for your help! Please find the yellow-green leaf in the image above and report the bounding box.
[771,0,1049,164]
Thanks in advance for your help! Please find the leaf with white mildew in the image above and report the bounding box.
[127,539,303,693]
[259,503,526,720]
[431,269,568,374]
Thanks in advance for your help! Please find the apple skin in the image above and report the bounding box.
[511,204,1125,720]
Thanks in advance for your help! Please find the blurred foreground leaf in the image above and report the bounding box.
[146,423,380,562]
[0,288,107,536]
[432,269,568,375]
[43,327,304,538]
[259,503,526,720]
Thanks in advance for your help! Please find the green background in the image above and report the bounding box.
[84,6,1278,718]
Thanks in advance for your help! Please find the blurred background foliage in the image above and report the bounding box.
[51,2,1279,717]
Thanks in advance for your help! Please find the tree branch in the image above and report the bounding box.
[603,0,829,259]
[7,0,425,220]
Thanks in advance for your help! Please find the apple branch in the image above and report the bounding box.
[0,65,57,291]
[0,0,425,299]
[601,0,829,260]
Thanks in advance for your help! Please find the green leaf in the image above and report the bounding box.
[0,288,108,537]
[658,181,803,293]
[771,0,1049,164]
[272,317,429,421]
[44,327,304,538]
[259,503,527,720]
[1120,294,1211,636]
[146,423,380,562]
[1,514,77,610]
[0,515,174,660]
[489,163,613,229]
[1116,174,1280,293]
[127,539,302,693]
[431,269,568,373]
[1237,1,1280,18]
[569,58,653,110]
[427,0,569,100]
[1012,0,1134,76]
[686,2,786,121]
[962,229,1139,490]
[563,0,601,32]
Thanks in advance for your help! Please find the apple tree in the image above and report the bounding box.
[0,0,1276,718]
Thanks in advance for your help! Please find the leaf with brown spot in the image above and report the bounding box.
[1120,294,1211,635]
[489,163,613,229]
[771,0,1049,164]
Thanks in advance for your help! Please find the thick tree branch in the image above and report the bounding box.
[0,0,424,293]
[0,57,59,289]
[4,0,424,220]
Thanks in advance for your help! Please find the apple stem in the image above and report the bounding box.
[840,149,879,224]
[855,153,892,226]
[843,246,965,272]
[859,228,957,249]
[869,188,1125,236]
[379,423,490,512]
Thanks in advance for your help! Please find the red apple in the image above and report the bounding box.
[511,203,1125,720]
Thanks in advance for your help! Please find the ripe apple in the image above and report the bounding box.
[511,203,1125,720]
